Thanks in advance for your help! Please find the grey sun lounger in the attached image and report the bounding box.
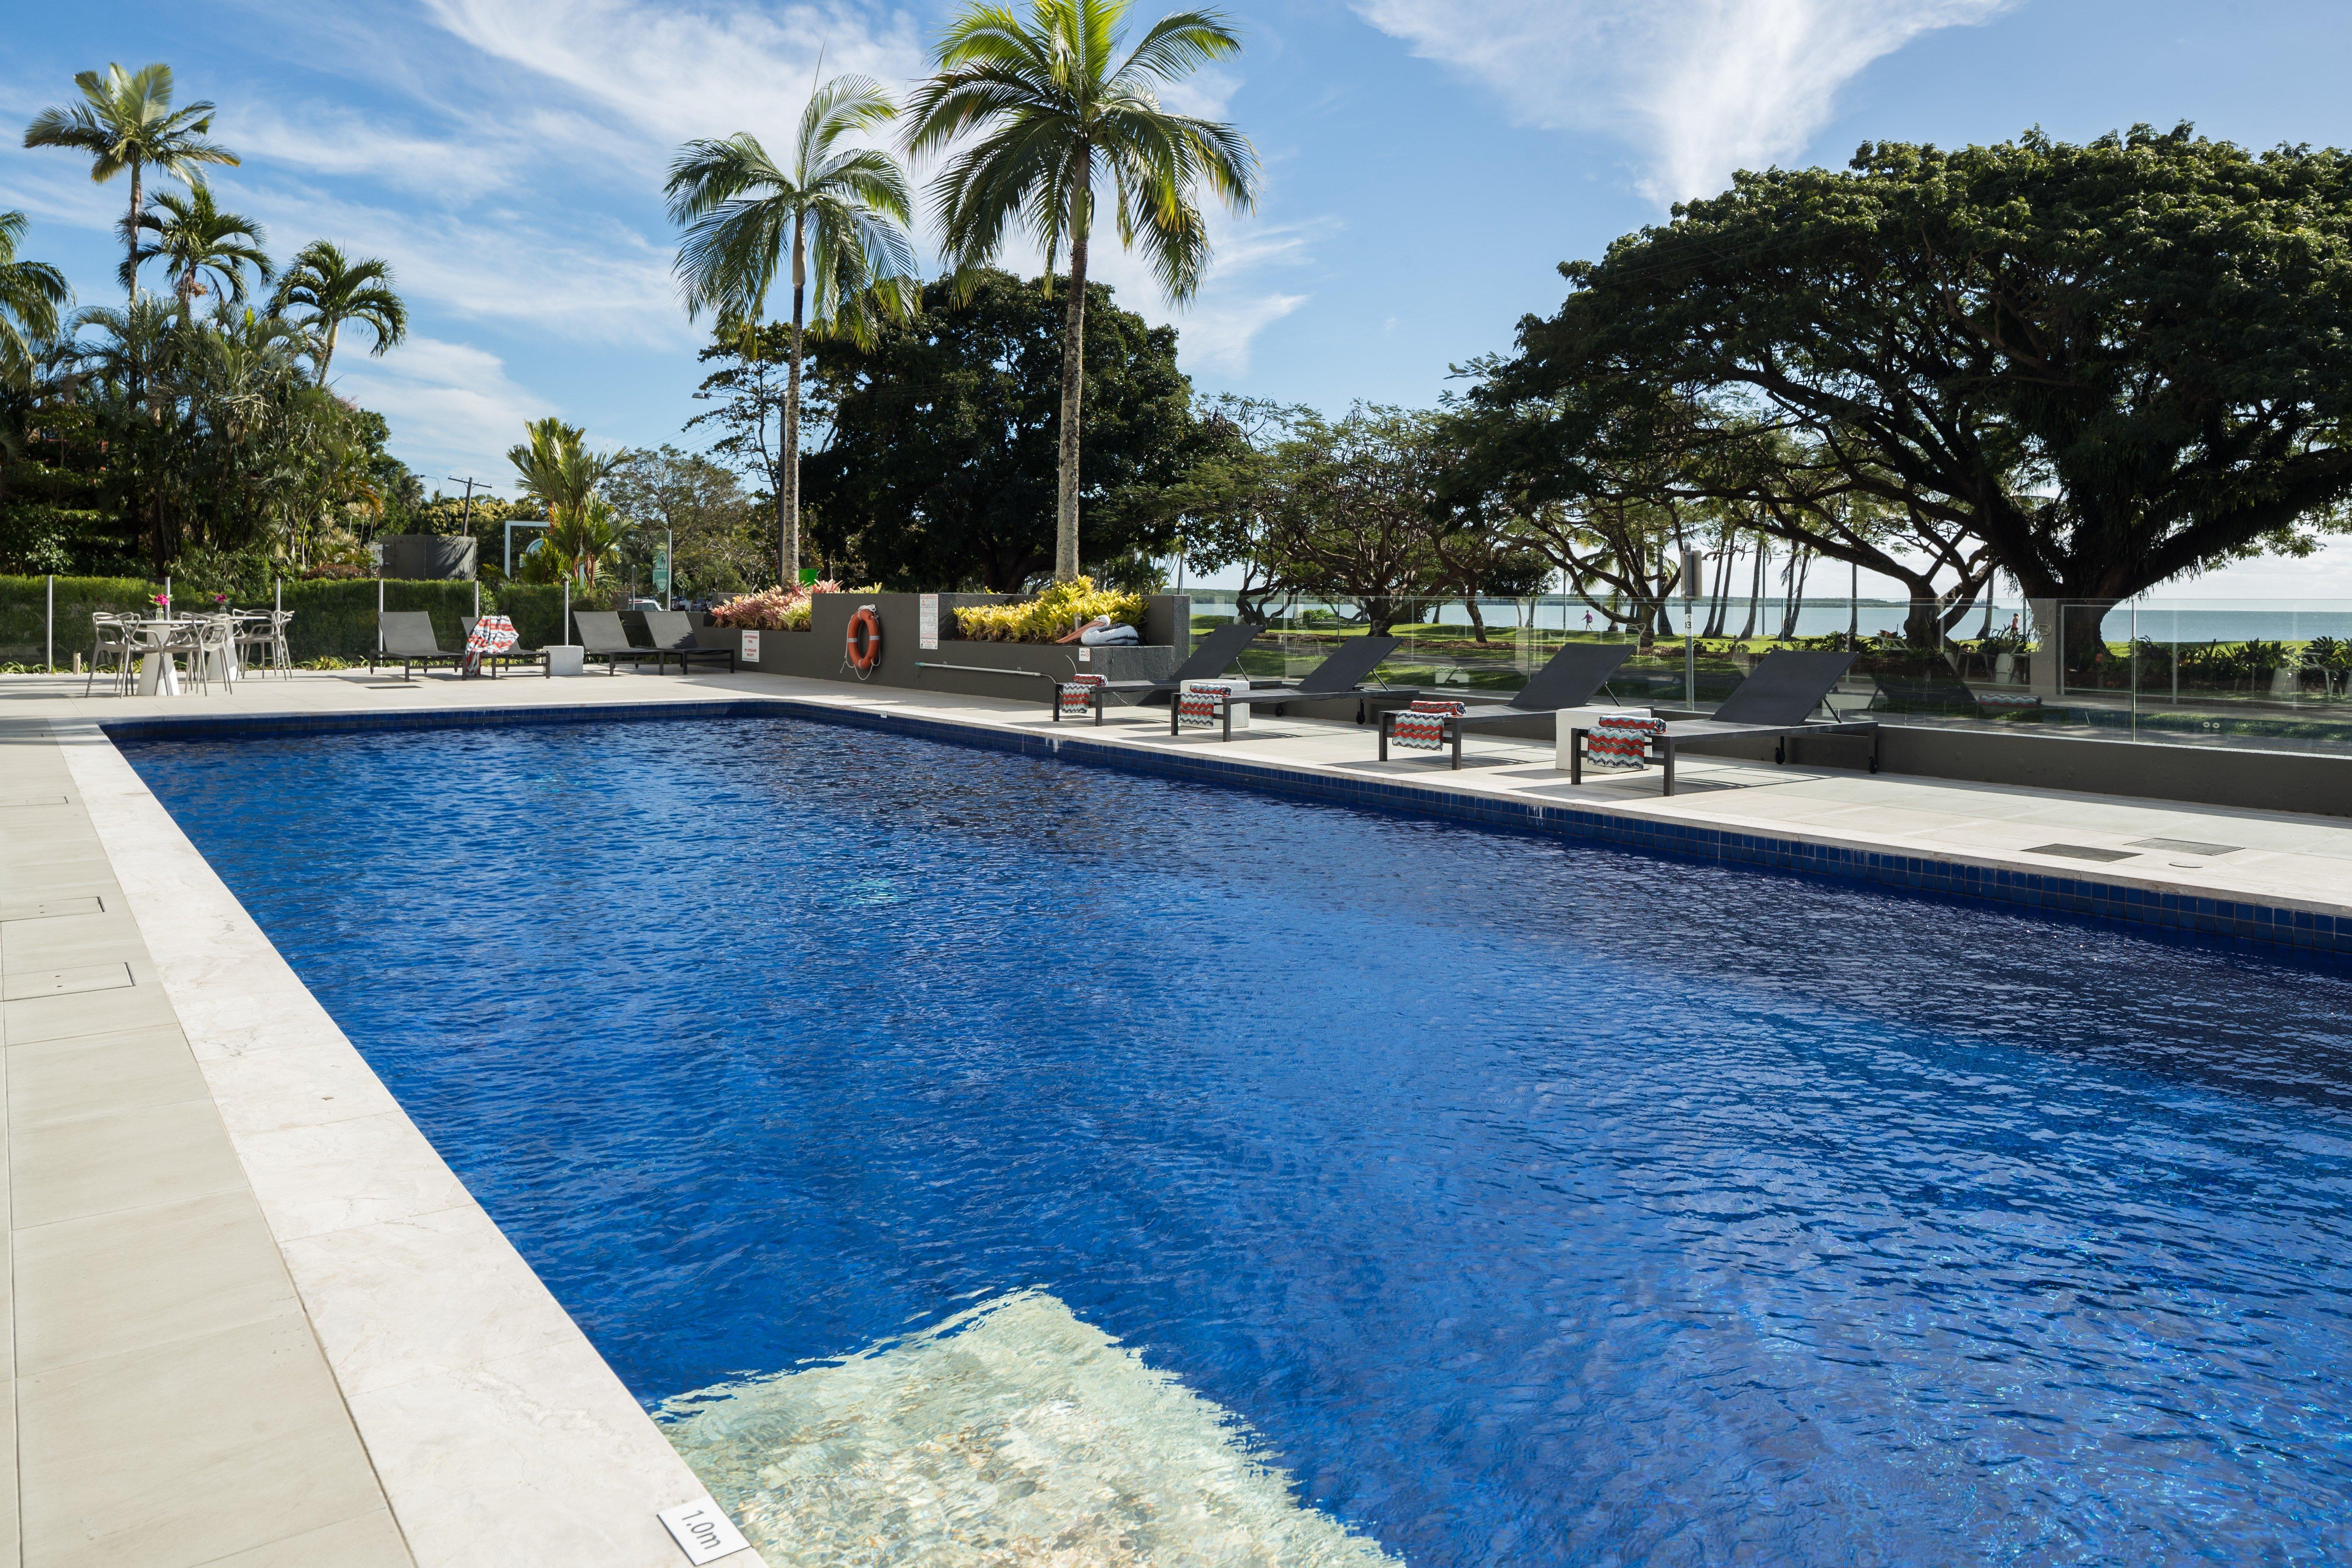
[1378,641,1638,767]
[1049,618,1266,723]
[1163,635,1407,738]
[459,616,548,678]
[640,610,738,675]
[573,610,664,675]
[370,612,466,680]
[1565,649,1879,795]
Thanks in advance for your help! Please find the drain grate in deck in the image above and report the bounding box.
[2025,843,2140,863]
[2125,837,2244,858]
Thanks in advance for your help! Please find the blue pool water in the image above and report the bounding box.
[125,716,2352,1565]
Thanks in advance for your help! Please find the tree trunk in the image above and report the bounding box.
[319,317,340,383]
[784,218,806,589]
[1736,544,1765,640]
[1778,549,1810,640]
[1054,159,1092,584]
[1464,594,1488,644]
[125,160,142,301]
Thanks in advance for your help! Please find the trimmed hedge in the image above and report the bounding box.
[0,574,623,665]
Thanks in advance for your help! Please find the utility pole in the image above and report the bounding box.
[446,477,494,578]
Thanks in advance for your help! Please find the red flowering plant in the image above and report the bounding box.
[707,580,841,632]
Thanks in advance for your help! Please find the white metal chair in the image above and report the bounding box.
[86,613,136,697]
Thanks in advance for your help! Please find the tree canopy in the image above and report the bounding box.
[1474,125,2352,641]
[797,268,1198,589]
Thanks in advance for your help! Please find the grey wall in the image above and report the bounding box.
[702,592,1188,704]
[381,535,477,581]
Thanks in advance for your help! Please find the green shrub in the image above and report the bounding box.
[0,576,159,663]
[954,577,1146,643]
[492,584,570,650]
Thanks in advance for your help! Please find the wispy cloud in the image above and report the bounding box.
[1355,0,2012,204]
[332,336,544,487]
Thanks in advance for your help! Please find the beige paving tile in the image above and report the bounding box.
[10,1096,248,1227]
[347,1338,717,1568]
[18,1316,388,1568]
[193,1509,414,1568]
[283,1203,581,1398]
[0,894,105,922]
[0,1375,16,1568]
[201,1041,402,1137]
[0,962,134,1003]
[233,1109,474,1243]
[4,978,178,1046]
[7,1026,205,1125]
[1,911,143,973]
[15,1191,304,1375]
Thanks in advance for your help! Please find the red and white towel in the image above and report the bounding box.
[1392,699,1466,751]
[1177,680,1249,730]
[1057,674,1107,718]
[1586,714,1666,770]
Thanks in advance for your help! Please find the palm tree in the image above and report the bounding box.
[665,75,919,588]
[907,0,1256,582]
[508,416,624,585]
[22,63,239,301]
[271,240,408,383]
[0,211,71,386]
[127,185,270,308]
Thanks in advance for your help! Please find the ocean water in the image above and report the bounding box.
[123,716,2352,1566]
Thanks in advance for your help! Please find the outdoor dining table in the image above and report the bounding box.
[129,613,255,695]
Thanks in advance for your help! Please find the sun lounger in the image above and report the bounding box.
[1565,649,1878,794]
[1162,635,1406,738]
[370,612,465,680]
[1378,642,1637,767]
[640,610,738,675]
[573,610,663,675]
[1050,619,1265,723]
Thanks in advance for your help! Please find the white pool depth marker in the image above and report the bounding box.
[658,1497,752,1564]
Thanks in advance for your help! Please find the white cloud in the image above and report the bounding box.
[332,336,544,487]
[418,0,928,149]
[1355,0,2013,204]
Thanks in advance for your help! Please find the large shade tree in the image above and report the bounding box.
[665,75,919,588]
[906,0,1257,582]
[22,64,239,300]
[798,269,1197,589]
[271,241,407,383]
[1479,125,2352,658]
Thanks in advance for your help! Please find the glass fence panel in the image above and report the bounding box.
[1179,591,2352,757]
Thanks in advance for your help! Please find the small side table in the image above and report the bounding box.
[544,644,586,677]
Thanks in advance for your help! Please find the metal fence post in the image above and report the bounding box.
[45,574,53,674]
[377,573,385,656]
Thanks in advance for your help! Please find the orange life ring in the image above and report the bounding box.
[845,605,883,674]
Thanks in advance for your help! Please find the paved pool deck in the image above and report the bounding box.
[3,662,2348,1567]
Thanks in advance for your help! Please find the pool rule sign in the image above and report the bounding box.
[658,1497,751,1563]
[919,593,939,649]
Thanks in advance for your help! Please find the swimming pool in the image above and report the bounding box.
[124,715,2352,1565]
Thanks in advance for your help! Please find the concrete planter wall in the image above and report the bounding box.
[698,592,1191,704]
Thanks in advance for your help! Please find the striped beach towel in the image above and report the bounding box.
[1177,680,1248,730]
[1057,674,1107,719]
[1586,714,1665,770]
[1392,699,1466,750]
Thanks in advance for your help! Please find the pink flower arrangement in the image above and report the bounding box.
[707,580,841,631]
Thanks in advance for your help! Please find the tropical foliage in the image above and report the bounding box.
[666,74,919,586]
[953,575,1145,642]
[797,269,1200,590]
[7,63,419,582]
[906,0,1257,582]
[22,63,238,300]
[271,241,408,381]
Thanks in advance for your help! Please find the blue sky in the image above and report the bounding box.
[5,0,2351,595]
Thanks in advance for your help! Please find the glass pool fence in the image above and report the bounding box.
[1183,591,2352,758]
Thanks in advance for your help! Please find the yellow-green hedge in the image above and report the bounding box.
[954,578,1147,643]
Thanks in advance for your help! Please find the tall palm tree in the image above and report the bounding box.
[665,75,919,587]
[22,63,239,300]
[272,240,408,383]
[907,0,1256,581]
[127,185,270,308]
[0,211,71,386]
